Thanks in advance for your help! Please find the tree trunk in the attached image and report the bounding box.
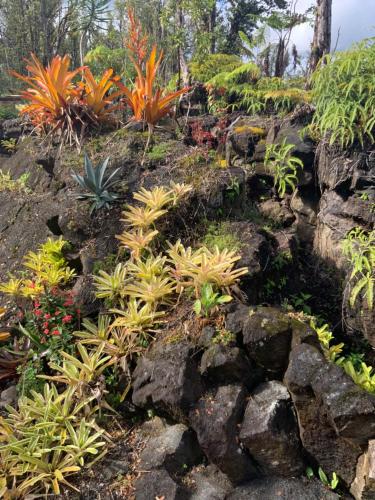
[274,38,285,78]
[309,0,332,73]
[176,1,190,88]
[209,2,217,54]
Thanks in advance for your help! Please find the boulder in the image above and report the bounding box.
[139,420,203,475]
[242,306,293,374]
[258,199,295,227]
[200,344,256,389]
[135,469,190,500]
[284,343,375,484]
[239,381,304,476]
[227,477,339,500]
[190,465,233,500]
[314,190,375,263]
[351,440,375,500]
[0,384,17,408]
[197,326,217,348]
[189,384,258,484]
[290,188,318,243]
[225,303,251,338]
[272,228,299,261]
[225,116,272,166]
[132,341,203,419]
[221,221,270,302]
[317,143,375,193]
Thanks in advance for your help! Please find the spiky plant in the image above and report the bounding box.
[11,54,124,146]
[72,154,120,214]
[123,276,176,306]
[111,299,164,330]
[94,263,128,306]
[121,205,167,228]
[116,228,159,259]
[167,241,248,296]
[0,384,106,496]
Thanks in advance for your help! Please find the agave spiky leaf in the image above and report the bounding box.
[71,154,120,213]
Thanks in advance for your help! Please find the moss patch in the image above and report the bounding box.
[234,125,266,136]
[203,221,242,252]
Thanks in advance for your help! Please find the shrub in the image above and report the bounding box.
[190,53,242,82]
[84,45,127,78]
[0,104,18,120]
[207,75,309,116]
[203,222,242,252]
[311,37,375,148]
[0,237,75,298]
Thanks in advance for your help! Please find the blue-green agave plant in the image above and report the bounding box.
[72,154,120,214]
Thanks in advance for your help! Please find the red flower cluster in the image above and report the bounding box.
[28,288,80,339]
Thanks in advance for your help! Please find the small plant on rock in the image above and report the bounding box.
[72,154,120,214]
[264,139,303,197]
[342,228,374,310]
[193,283,232,317]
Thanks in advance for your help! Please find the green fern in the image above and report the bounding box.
[311,37,375,148]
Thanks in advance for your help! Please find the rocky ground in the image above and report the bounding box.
[0,106,374,499]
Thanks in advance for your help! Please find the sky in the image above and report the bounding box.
[290,0,375,55]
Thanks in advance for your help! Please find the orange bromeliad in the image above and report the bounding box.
[12,54,124,144]
[116,9,189,127]
[11,54,83,129]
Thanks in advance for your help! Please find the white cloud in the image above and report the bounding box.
[290,0,375,55]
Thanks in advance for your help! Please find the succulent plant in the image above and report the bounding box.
[72,154,120,214]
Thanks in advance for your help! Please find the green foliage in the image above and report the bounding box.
[147,142,174,163]
[0,105,18,120]
[212,328,236,346]
[190,53,242,82]
[0,237,75,297]
[1,137,17,152]
[312,321,375,394]
[193,283,232,317]
[71,154,120,214]
[311,37,375,148]
[264,139,303,197]
[319,468,339,491]
[84,45,127,78]
[207,74,309,116]
[209,62,261,87]
[203,222,242,252]
[306,467,339,491]
[0,384,106,496]
[289,292,312,315]
[0,171,30,193]
[94,262,128,306]
[342,228,374,310]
